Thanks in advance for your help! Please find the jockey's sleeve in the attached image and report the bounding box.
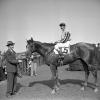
[60,34,66,43]
[60,32,71,43]
[66,32,71,40]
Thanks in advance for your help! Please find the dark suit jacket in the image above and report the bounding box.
[5,49,19,72]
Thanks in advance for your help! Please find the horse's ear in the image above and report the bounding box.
[31,37,34,42]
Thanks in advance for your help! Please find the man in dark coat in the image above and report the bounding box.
[4,41,20,97]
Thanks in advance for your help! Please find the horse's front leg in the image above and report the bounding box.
[56,69,60,87]
[52,74,60,94]
[54,69,60,91]
[50,65,59,94]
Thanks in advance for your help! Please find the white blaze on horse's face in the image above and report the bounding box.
[26,44,32,56]
[26,45,28,53]
[26,45,29,52]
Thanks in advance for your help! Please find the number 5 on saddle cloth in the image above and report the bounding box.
[54,41,70,55]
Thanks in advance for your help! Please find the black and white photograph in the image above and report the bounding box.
[0,0,100,100]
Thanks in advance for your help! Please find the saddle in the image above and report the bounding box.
[54,41,70,66]
[58,47,69,55]
[54,39,70,55]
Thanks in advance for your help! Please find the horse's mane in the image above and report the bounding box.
[42,42,55,47]
[27,38,55,47]
[34,41,55,52]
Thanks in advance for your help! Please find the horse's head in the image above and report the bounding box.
[26,38,53,58]
[26,37,36,57]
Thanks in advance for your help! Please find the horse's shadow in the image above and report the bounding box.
[28,79,96,90]
[29,79,54,89]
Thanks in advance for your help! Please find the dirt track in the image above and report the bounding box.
[0,65,100,100]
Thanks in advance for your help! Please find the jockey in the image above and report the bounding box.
[54,22,71,54]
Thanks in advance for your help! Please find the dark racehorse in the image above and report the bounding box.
[26,38,99,94]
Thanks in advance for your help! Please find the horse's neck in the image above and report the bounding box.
[36,43,54,57]
[36,44,48,57]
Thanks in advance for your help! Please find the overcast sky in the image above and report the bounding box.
[0,0,100,52]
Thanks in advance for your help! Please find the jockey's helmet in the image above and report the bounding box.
[59,23,66,27]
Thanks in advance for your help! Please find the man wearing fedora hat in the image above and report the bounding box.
[4,41,21,97]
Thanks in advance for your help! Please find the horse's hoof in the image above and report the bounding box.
[81,87,85,91]
[94,88,98,93]
[51,89,56,94]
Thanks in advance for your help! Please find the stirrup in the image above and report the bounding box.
[58,54,64,66]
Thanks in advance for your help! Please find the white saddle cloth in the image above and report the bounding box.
[54,41,70,54]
